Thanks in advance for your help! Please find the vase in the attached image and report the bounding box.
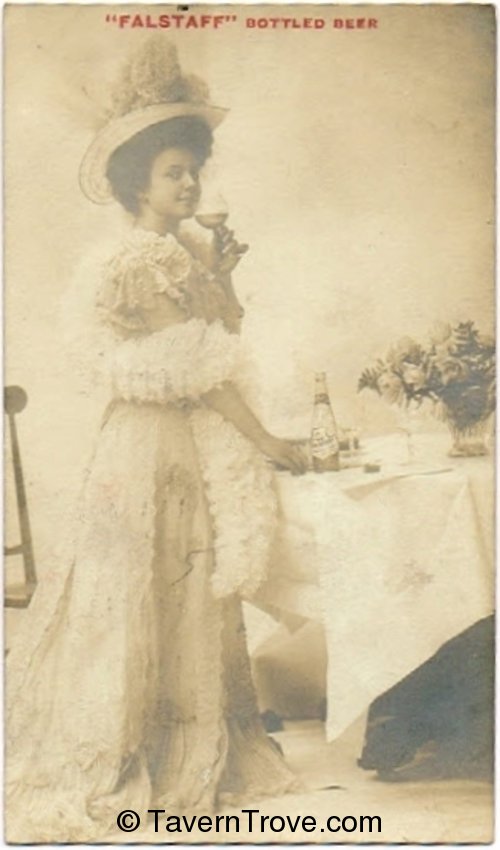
[448,418,492,457]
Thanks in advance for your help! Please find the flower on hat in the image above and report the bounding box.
[108,35,210,119]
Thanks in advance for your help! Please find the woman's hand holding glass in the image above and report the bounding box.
[212,224,249,274]
[195,193,248,274]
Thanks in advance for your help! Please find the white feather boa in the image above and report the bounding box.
[190,408,277,599]
[101,317,241,404]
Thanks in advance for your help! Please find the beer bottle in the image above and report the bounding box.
[311,372,340,472]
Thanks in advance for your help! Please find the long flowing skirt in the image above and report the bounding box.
[6,401,296,842]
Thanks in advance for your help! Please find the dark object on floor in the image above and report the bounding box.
[260,709,284,733]
[358,615,494,781]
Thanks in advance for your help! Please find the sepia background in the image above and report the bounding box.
[4,5,495,842]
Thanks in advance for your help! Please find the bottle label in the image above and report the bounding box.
[311,426,339,460]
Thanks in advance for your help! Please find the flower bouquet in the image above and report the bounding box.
[358,321,496,456]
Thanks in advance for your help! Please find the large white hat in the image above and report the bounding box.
[79,37,227,204]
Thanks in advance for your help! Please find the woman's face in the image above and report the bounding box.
[139,147,202,223]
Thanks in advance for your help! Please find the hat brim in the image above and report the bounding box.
[79,102,228,205]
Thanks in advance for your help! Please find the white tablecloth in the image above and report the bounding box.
[254,434,494,740]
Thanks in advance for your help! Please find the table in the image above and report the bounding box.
[253,433,494,741]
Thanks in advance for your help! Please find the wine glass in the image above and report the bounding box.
[195,190,249,262]
[195,191,229,232]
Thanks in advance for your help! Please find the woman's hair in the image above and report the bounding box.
[106,116,213,215]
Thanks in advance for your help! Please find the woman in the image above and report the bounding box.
[6,37,307,842]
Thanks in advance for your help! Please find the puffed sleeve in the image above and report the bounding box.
[100,317,240,404]
[93,235,241,405]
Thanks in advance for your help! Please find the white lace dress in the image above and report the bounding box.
[6,228,296,842]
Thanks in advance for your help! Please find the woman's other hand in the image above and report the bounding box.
[212,224,249,274]
[202,385,308,475]
[261,436,309,475]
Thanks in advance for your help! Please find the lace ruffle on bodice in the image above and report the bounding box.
[96,228,241,336]
[96,230,193,330]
